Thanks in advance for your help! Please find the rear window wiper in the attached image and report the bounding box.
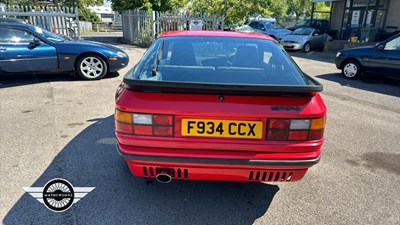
[152,40,164,77]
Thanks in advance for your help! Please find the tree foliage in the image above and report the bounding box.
[287,0,311,21]
[0,0,32,6]
[61,0,104,8]
[287,0,331,21]
[61,0,103,22]
[191,0,288,24]
[79,7,102,22]
[111,0,189,13]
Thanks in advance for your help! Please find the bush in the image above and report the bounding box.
[79,7,101,23]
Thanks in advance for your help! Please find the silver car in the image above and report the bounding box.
[248,20,292,40]
[280,27,329,52]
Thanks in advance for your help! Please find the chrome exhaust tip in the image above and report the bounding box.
[155,170,173,183]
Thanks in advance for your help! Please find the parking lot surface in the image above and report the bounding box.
[0,37,399,225]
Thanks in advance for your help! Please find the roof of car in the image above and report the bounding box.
[0,23,33,28]
[158,30,276,41]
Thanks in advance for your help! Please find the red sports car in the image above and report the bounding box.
[115,31,326,183]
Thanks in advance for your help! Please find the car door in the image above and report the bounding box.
[368,36,400,75]
[309,29,324,48]
[0,27,58,73]
[315,30,326,47]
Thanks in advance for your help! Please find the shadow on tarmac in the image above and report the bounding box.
[316,73,400,97]
[0,72,119,89]
[4,116,279,225]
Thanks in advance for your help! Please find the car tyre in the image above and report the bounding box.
[303,42,311,53]
[76,54,107,80]
[341,59,363,79]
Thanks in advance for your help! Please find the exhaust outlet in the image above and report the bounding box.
[156,169,173,183]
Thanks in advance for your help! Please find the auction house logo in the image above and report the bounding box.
[23,178,95,212]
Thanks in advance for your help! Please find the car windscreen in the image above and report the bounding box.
[292,28,313,35]
[33,26,65,42]
[124,36,322,94]
[265,22,284,29]
[295,20,310,26]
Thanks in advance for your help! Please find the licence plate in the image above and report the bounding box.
[181,119,263,139]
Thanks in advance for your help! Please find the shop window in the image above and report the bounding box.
[353,0,377,7]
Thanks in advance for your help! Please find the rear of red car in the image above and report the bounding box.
[115,31,326,183]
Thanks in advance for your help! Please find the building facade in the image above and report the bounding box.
[329,0,400,40]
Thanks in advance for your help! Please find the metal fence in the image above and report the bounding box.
[0,5,80,39]
[93,21,123,32]
[122,10,224,46]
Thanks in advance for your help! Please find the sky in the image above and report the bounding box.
[103,0,111,7]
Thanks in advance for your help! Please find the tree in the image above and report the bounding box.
[61,0,104,8]
[110,0,189,13]
[313,2,331,19]
[287,0,311,21]
[190,0,288,25]
[61,0,104,22]
[0,0,32,6]
[287,0,331,21]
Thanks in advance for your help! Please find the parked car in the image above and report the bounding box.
[335,33,400,79]
[280,27,329,52]
[0,17,26,24]
[248,20,292,40]
[235,25,254,33]
[115,31,326,183]
[0,23,129,80]
[288,19,330,34]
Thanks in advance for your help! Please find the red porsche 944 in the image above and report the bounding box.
[115,31,326,183]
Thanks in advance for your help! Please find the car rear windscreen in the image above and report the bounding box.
[126,36,314,85]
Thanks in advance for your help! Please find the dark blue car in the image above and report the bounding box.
[0,23,129,80]
[335,34,400,79]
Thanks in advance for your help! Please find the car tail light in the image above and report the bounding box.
[267,116,325,141]
[115,109,174,137]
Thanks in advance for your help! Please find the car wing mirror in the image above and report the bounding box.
[314,33,319,36]
[376,44,385,50]
[29,38,41,46]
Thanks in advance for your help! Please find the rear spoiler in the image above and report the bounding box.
[123,74,323,96]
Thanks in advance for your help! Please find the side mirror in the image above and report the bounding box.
[376,44,385,50]
[261,27,266,31]
[314,33,319,36]
[30,38,41,46]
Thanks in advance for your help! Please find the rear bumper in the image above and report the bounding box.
[116,144,320,182]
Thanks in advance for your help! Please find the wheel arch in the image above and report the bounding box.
[303,41,311,52]
[340,57,361,69]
